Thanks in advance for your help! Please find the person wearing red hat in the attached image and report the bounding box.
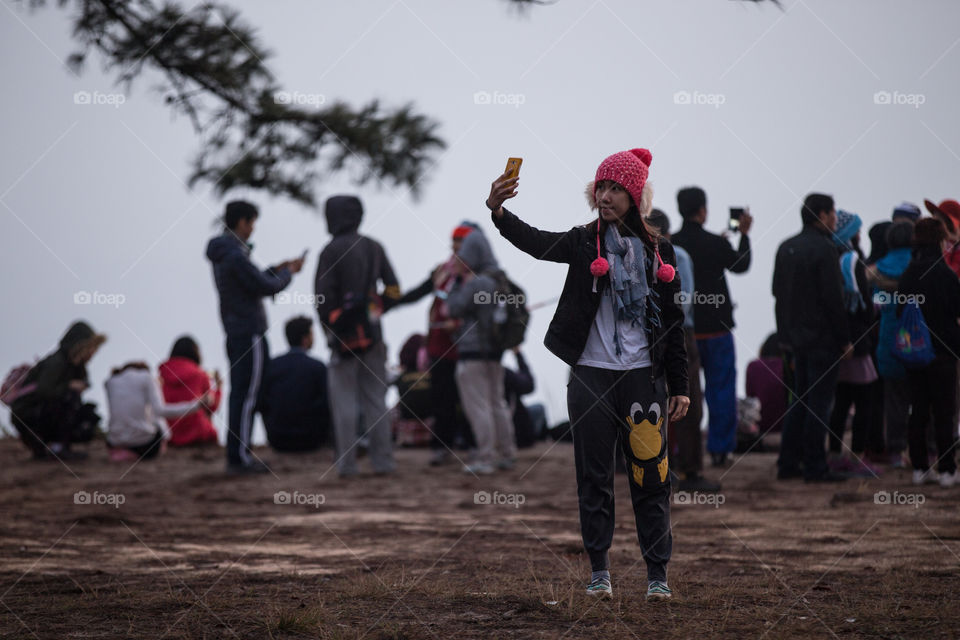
[924,199,960,277]
[393,222,479,465]
[486,148,689,602]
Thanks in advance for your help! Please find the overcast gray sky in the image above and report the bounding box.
[2,0,959,441]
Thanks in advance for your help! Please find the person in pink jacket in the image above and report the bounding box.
[159,336,222,446]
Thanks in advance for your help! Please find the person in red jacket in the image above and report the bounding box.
[159,336,222,446]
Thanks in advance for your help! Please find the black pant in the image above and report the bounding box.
[568,365,672,583]
[429,358,472,450]
[828,379,884,455]
[12,393,93,457]
[670,328,703,476]
[126,431,165,460]
[907,358,958,474]
[779,350,839,480]
[226,334,268,466]
[268,432,323,453]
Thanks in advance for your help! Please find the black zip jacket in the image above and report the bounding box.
[670,220,750,334]
[492,208,688,397]
[772,225,850,355]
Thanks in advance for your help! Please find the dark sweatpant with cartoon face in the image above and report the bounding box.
[568,365,672,584]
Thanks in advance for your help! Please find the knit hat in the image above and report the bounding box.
[891,201,921,222]
[924,199,960,235]
[588,148,652,211]
[835,209,862,246]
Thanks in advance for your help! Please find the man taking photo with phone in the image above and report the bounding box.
[671,187,752,468]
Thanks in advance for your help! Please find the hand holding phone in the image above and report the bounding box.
[487,157,522,216]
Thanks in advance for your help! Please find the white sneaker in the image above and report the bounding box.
[912,469,940,485]
[939,471,957,488]
[463,462,495,475]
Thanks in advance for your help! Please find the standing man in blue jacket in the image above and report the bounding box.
[207,200,304,474]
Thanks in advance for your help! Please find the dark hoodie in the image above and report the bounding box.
[206,232,292,337]
[12,321,105,414]
[314,195,401,349]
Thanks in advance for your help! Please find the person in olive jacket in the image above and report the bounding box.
[486,148,688,603]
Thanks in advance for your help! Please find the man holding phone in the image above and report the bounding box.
[671,187,752,468]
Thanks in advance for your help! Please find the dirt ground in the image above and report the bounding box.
[1,435,958,640]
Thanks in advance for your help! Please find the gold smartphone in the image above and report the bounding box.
[504,157,523,180]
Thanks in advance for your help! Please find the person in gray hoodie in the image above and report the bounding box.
[446,230,517,474]
[315,195,401,477]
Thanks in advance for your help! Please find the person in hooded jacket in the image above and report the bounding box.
[206,200,304,474]
[486,148,689,603]
[10,321,106,461]
[315,195,401,477]
[446,229,518,475]
[159,336,221,447]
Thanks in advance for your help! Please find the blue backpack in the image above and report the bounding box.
[893,302,936,368]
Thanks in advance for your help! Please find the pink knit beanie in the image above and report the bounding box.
[593,148,652,209]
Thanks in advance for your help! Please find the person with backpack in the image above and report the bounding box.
[207,200,304,474]
[773,194,853,483]
[895,218,960,487]
[159,336,222,447]
[315,195,401,478]
[446,229,518,474]
[105,362,213,461]
[393,222,478,465]
[869,221,915,468]
[486,148,689,602]
[8,321,106,461]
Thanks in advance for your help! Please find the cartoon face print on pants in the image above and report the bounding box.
[627,401,669,487]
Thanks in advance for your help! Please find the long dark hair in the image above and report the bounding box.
[597,205,660,251]
[169,335,201,365]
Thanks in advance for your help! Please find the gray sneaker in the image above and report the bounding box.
[646,581,672,601]
[463,462,495,475]
[585,577,612,599]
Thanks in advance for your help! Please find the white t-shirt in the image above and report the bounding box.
[577,287,652,370]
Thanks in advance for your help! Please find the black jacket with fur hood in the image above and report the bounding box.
[491,208,688,397]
